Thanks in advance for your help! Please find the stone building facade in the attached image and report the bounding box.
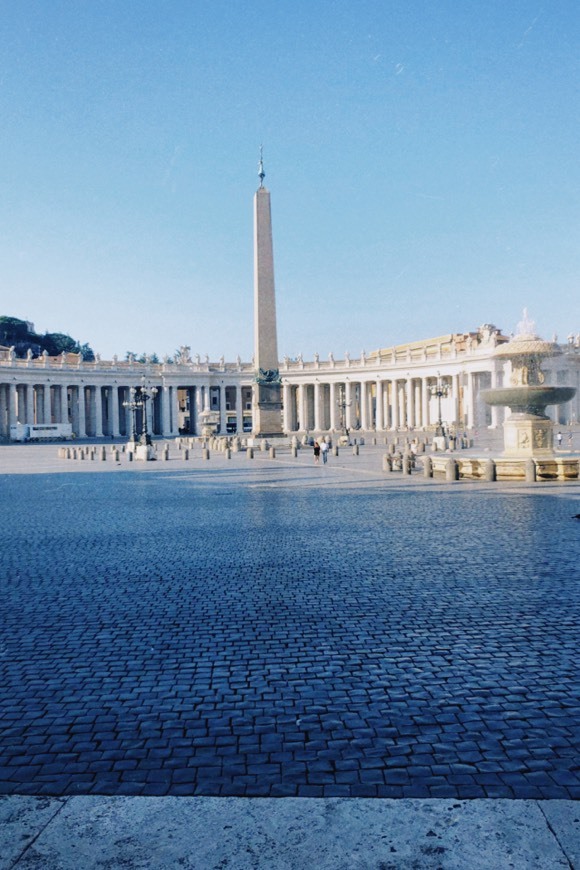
[1,327,578,440]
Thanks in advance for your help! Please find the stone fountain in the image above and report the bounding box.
[480,310,576,479]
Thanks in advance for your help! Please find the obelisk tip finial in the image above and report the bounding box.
[258,145,265,187]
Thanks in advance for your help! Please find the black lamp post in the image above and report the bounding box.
[138,378,158,446]
[336,384,352,435]
[429,372,450,437]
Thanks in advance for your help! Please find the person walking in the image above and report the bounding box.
[313,440,321,463]
[557,431,563,449]
[320,440,329,464]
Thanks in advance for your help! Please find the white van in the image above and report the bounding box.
[10,423,73,442]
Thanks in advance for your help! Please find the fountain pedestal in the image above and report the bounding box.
[502,413,553,457]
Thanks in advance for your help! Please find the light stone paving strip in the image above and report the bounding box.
[0,796,578,869]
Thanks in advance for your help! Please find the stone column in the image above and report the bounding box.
[94,386,103,437]
[171,386,180,436]
[453,374,461,427]
[391,381,399,430]
[160,386,171,436]
[45,384,52,424]
[218,384,226,434]
[236,385,243,434]
[464,372,474,429]
[0,386,7,436]
[406,379,415,429]
[60,385,68,425]
[298,384,307,431]
[314,382,321,431]
[282,383,291,432]
[26,384,35,424]
[77,386,86,438]
[360,382,368,430]
[9,383,17,428]
[329,382,338,431]
[421,378,428,429]
[375,380,384,431]
[110,386,120,437]
[399,381,406,428]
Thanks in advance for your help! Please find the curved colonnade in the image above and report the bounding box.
[1,328,578,440]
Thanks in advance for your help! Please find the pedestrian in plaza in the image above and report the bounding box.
[320,440,329,464]
[557,431,563,449]
[313,440,321,463]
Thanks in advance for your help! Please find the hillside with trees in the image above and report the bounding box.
[0,316,95,360]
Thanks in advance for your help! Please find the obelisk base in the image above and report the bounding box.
[252,383,283,438]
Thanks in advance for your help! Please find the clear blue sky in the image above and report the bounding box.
[1,1,578,361]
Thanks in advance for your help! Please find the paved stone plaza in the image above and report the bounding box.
[1,444,579,802]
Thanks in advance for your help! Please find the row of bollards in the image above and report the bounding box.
[58,437,369,465]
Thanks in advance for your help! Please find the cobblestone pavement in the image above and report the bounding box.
[1,452,579,800]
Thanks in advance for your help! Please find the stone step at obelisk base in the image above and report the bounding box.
[252,150,283,438]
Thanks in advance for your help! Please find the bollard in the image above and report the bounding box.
[128,451,133,462]
[79,449,85,460]
[382,454,392,472]
[113,449,119,461]
[423,456,433,478]
[525,459,536,482]
[247,447,254,459]
[445,457,459,482]
[352,444,359,456]
[291,446,297,458]
[225,448,232,460]
[183,448,189,460]
[163,446,169,461]
[100,446,107,461]
[402,453,411,475]
[269,447,276,459]
[332,446,339,457]
[483,458,496,482]
[202,448,210,460]
[372,437,377,446]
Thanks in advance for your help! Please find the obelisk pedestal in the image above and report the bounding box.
[252,159,283,438]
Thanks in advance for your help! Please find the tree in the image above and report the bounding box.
[42,332,81,356]
[0,315,95,360]
[0,316,33,345]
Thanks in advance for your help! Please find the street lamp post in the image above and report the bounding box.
[429,372,450,437]
[138,377,158,446]
[336,384,352,439]
[122,379,158,459]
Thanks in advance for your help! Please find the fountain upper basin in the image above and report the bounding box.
[481,386,575,416]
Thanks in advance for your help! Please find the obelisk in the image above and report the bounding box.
[252,149,283,437]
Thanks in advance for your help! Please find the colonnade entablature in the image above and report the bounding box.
[0,325,578,440]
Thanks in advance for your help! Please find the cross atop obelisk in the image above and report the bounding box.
[252,149,283,437]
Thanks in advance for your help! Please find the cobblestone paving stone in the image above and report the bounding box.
[1,467,579,799]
